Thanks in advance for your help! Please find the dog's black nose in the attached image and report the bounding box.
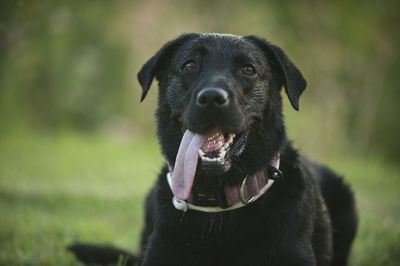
[196,88,229,108]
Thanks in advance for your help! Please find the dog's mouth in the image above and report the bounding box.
[198,128,248,165]
[198,130,235,164]
[171,128,247,202]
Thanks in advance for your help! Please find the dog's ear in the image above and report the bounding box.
[137,34,197,102]
[244,36,307,110]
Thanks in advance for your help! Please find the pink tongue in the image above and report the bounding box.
[171,130,207,200]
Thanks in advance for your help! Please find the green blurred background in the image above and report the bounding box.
[0,0,399,265]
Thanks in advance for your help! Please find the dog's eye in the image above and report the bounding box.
[182,61,196,71]
[241,65,256,76]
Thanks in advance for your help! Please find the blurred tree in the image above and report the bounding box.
[0,0,129,130]
[0,0,399,161]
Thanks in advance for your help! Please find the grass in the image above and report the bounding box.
[0,131,399,265]
[0,131,162,265]
[326,156,400,265]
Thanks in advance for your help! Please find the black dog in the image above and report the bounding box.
[69,33,358,266]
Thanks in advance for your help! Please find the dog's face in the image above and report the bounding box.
[138,33,306,205]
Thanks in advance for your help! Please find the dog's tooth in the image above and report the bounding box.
[227,134,235,144]
[220,150,226,160]
[198,149,205,157]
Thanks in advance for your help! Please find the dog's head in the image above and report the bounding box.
[138,33,306,206]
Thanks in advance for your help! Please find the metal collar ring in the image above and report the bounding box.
[240,175,255,205]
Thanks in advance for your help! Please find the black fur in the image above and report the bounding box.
[68,33,357,266]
